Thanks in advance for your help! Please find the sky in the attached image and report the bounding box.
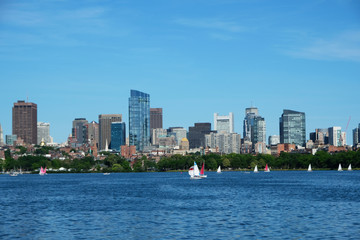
[1,0,360,144]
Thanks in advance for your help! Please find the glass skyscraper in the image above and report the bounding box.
[129,90,150,151]
[280,109,306,146]
[111,122,126,151]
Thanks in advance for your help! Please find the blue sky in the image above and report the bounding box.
[1,0,360,144]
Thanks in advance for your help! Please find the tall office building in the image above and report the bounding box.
[252,116,266,145]
[150,108,163,132]
[129,90,150,152]
[328,126,345,146]
[353,124,360,146]
[0,124,3,145]
[111,122,126,151]
[99,114,122,151]
[87,121,99,149]
[72,118,88,146]
[279,109,306,146]
[37,122,51,145]
[12,100,37,144]
[205,132,241,154]
[188,123,212,149]
[214,112,234,133]
[243,107,259,141]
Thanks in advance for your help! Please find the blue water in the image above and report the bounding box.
[1,171,359,239]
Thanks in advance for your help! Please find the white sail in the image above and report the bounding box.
[338,164,343,171]
[348,164,352,171]
[308,164,312,172]
[188,166,194,176]
[217,166,221,173]
[193,162,200,176]
[254,165,258,173]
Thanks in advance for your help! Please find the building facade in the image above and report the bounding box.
[152,128,168,145]
[111,122,126,151]
[214,112,234,133]
[205,132,241,154]
[12,100,37,144]
[87,121,99,149]
[168,127,187,146]
[353,124,360,146]
[243,107,259,141]
[150,108,163,133]
[37,122,52,145]
[99,114,122,151]
[129,90,150,152]
[6,135,17,145]
[252,116,266,146]
[268,135,280,146]
[309,128,329,145]
[279,109,306,146]
[188,123,212,149]
[72,118,88,146]
[0,124,3,145]
[328,127,345,146]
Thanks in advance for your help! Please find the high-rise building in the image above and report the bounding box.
[168,127,187,145]
[6,135,17,145]
[188,123,212,149]
[0,124,4,145]
[129,90,150,152]
[328,126,344,146]
[37,122,52,145]
[111,122,126,151]
[150,108,163,132]
[252,116,266,145]
[353,124,360,146]
[87,121,99,149]
[309,128,329,145]
[72,118,88,146]
[243,107,259,141]
[205,132,241,154]
[12,100,37,144]
[214,112,234,133]
[268,135,280,146]
[279,109,306,146]
[99,114,122,151]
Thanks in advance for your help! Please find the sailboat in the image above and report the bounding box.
[189,162,202,180]
[348,164,352,171]
[39,166,47,176]
[307,164,312,172]
[264,164,270,172]
[200,162,207,178]
[338,164,343,172]
[254,165,259,173]
[216,166,222,174]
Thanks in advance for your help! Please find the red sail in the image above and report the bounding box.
[200,162,205,175]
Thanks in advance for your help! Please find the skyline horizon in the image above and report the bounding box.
[1,0,359,145]
[1,95,358,145]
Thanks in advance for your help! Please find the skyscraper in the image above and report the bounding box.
[129,90,150,152]
[214,112,234,133]
[37,122,51,145]
[12,100,37,144]
[279,109,306,146]
[72,118,88,146]
[188,123,211,149]
[353,124,360,146]
[243,107,259,141]
[150,108,163,132]
[252,116,266,145]
[99,114,122,151]
[87,121,99,149]
[328,126,343,146]
[0,124,4,145]
[111,122,126,151]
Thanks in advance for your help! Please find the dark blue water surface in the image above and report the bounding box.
[1,171,359,239]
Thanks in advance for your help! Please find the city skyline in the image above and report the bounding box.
[1,0,359,143]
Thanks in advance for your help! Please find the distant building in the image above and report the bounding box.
[152,128,167,145]
[254,142,267,154]
[150,108,163,133]
[328,127,344,146]
[309,128,329,145]
[205,132,241,154]
[214,112,234,133]
[72,118,88,146]
[129,90,150,152]
[111,122,126,151]
[12,100,37,144]
[279,109,306,147]
[121,145,136,159]
[87,121,99,149]
[0,124,3,145]
[243,107,259,141]
[353,124,360,146]
[252,116,266,147]
[168,127,187,145]
[6,135,17,145]
[37,122,52,145]
[180,138,190,151]
[188,123,212,149]
[268,135,280,146]
[99,114,122,151]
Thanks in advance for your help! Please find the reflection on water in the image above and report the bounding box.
[1,171,360,239]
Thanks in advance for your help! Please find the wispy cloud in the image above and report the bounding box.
[175,18,246,33]
[284,30,360,62]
